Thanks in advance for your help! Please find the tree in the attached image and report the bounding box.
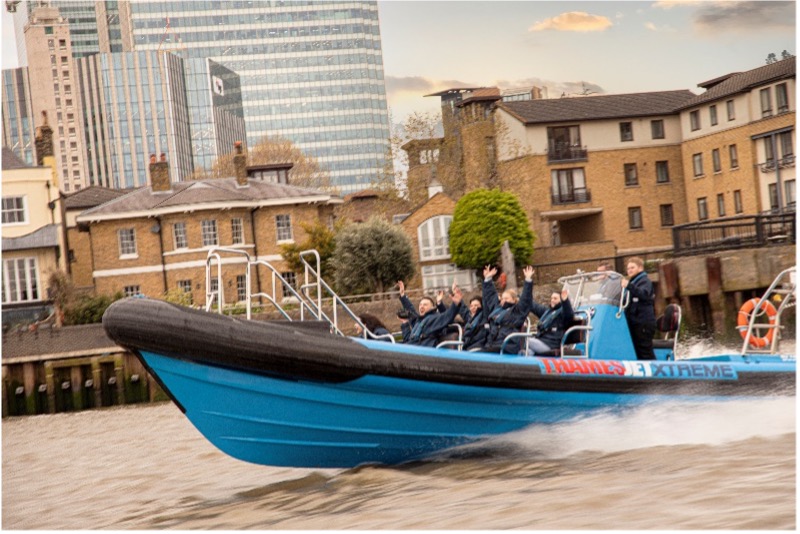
[331,217,415,294]
[280,221,337,280]
[191,135,331,190]
[449,189,535,269]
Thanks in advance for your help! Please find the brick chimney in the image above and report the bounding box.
[233,141,248,187]
[149,153,171,192]
[35,111,54,165]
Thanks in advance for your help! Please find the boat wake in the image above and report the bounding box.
[436,396,796,462]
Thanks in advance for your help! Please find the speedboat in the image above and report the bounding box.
[102,250,795,467]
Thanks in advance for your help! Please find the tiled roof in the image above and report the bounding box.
[499,90,696,124]
[2,323,121,361]
[76,177,341,221]
[678,57,796,110]
[63,186,129,210]
[2,224,59,251]
[2,146,32,170]
[424,86,487,97]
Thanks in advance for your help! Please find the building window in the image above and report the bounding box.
[236,274,248,302]
[209,277,219,296]
[692,153,704,177]
[173,222,187,249]
[201,219,218,247]
[726,99,735,121]
[118,228,137,257]
[690,110,700,131]
[760,88,772,117]
[547,125,583,162]
[123,285,141,298]
[58,39,66,49]
[768,183,779,210]
[551,168,588,203]
[231,218,244,245]
[712,148,721,173]
[419,149,439,164]
[785,180,796,207]
[619,122,633,142]
[717,193,726,217]
[421,263,478,292]
[624,163,638,186]
[776,83,789,113]
[655,161,670,183]
[2,257,39,304]
[178,279,193,304]
[282,271,297,289]
[45,26,53,35]
[734,190,743,214]
[276,214,293,242]
[729,144,739,168]
[1,196,27,224]
[764,137,775,165]
[650,119,664,139]
[709,105,718,126]
[418,215,452,260]
[697,197,709,220]
[628,207,643,230]
[660,204,674,227]
[779,131,794,158]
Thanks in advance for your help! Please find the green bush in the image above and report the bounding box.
[64,292,123,325]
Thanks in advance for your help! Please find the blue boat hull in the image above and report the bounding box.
[104,299,796,467]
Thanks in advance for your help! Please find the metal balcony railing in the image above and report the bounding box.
[551,187,591,205]
[547,143,588,163]
[672,210,796,256]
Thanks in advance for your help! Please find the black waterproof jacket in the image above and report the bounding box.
[399,295,459,347]
[481,279,533,354]
[624,271,656,325]
[530,297,575,350]
[457,303,488,350]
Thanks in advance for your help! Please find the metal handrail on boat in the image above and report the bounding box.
[740,266,796,355]
[248,260,319,322]
[298,249,368,338]
[561,309,593,358]
[205,247,251,314]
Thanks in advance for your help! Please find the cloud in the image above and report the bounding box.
[495,77,606,98]
[529,11,613,32]
[644,21,677,32]
[653,0,794,33]
[384,76,477,96]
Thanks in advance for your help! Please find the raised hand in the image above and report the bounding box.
[483,265,497,280]
[561,288,569,301]
[451,285,463,305]
[436,290,445,304]
[397,280,405,297]
[523,265,534,281]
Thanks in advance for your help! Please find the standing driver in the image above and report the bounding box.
[620,256,656,360]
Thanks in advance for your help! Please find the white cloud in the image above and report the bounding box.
[529,11,613,32]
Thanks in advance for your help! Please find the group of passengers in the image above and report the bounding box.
[357,257,655,360]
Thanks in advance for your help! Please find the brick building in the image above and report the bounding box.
[402,58,795,267]
[74,147,341,306]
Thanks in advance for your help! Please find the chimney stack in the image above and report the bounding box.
[233,141,248,187]
[150,152,171,192]
[35,111,54,166]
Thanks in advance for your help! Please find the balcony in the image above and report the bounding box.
[551,188,591,205]
[547,142,588,164]
[759,155,795,173]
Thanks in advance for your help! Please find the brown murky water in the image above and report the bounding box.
[3,393,795,530]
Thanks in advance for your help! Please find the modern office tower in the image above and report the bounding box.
[21,5,88,192]
[2,68,35,165]
[114,0,391,193]
[76,51,196,188]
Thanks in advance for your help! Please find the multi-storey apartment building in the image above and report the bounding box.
[675,59,795,220]
[496,90,694,258]
[74,146,341,304]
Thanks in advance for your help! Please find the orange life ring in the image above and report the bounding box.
[737,298,777,348]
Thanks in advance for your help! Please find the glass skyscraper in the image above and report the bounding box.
[118,1,390,193]
[1,68,35,165]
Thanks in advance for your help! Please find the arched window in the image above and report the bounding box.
[417,215,451,260]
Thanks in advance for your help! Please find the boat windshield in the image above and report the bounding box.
[561,271,624,307]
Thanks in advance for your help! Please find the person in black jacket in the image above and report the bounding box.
[396,280,463,347]
[480,265,534,354]
[525,288,575,355]
[457,295,488,350]
[621,256,656,360]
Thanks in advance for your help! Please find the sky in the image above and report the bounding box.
[2,0,796,123]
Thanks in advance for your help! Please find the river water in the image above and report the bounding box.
[3,341,796,530]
